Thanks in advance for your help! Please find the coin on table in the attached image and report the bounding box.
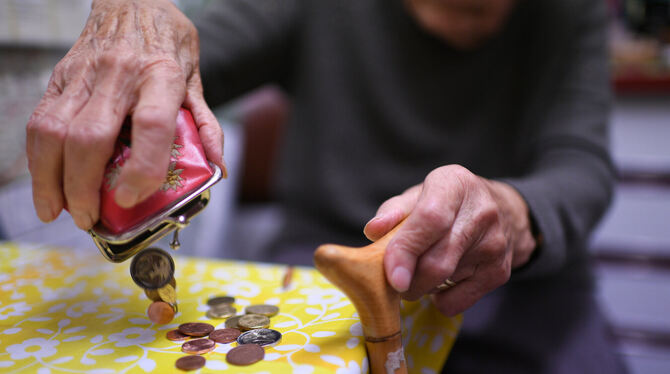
[209,328,241,344]
[237,328,282,347]
[130,247,175,289]
[245,304,279,317]
[147,301,174,324]
[206,304,236,319]
[157,283,177,305]
[225,315,243,329]
[166,329,190,341]
[207,295,235,307]
[175,355,206,371]
[226,344,265,366]
[182,338,216,355]
[238,314,270,331]
[178,322,215,337]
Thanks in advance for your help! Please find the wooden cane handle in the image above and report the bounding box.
[314,222,407,374]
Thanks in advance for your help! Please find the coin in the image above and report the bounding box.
[130,248,175,289]
[144,288,161,302]
[245,304,279,317]
[238,314,270,331]
[237,328,282,347]
[225,315,243,329]
[209,328,241,344]
[178,322,215,337]
[226,344,264,366]
[157,284,177,305]
[181,338,215,355]
[166,329,190,341]
[207,296,235,307]
[175,355,205,371]
[147,301,174,324]
[206,304,236,319]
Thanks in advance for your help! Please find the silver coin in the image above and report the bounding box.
[236,328,282,347]
[206,304,236,319]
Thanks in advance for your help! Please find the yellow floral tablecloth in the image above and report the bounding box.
[0,242,461,373]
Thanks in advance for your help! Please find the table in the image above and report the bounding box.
[0,242,461,373]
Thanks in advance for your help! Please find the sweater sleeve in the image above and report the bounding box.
[504,0,615,280]
[191,0,300,106]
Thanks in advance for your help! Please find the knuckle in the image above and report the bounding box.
[415,199,448,228]
[34,113,69,143]
[99,50,139,73]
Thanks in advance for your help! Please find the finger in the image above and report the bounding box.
[64,77,132,230]
[27,81,89,223]
[402,215,487,300]
[384,175,464,292]
[115,65,186,208]
[184,75,226,176]
[364,185,421,241]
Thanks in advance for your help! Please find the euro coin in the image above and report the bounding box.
[207,296,235,307]
[130,248,174,289]
[144,288,161,302]
[225,315,243,329]
[175,355,205,371]
[226,344,264,366]
[238,314,270,331]
[209,328,241,344]
[237,328,282,347]
[178,322,214,337]
[157,284,176,305]
[206,304,236,319]
[245,304,279,317]
[147,301,174,324]
[181,338,215,355]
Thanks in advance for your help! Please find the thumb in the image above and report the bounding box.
[364,185,421,241]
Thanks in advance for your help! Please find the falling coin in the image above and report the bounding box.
[245,304,279,317]
[225,315,243,329]
[144,288,161,302]
[166,329,190,341]
[206,304,236,319]
[207,296,235,307]
[178,322,215,337]
[237,328,282,347]
[130,248,175,289]
[157,284,177,305]
[209,328,241,344]
[182,338,216,355]
[147,301,174,324]
[175,355,206,371]
[226,344,265,366]
[238,314,270,331]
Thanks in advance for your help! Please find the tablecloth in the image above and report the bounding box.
[0,242,461,373]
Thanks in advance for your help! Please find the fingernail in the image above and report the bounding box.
[390,266,411,293]
[71,211,93,230]
[35,199,55,222]
[115,184,141,208]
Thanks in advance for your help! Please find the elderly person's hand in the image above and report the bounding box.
[364,165,537,316]
[26,0,225,230]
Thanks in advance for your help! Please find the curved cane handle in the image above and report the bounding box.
[314,222,407,374]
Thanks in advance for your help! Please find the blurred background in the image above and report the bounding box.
[1,0,669,372]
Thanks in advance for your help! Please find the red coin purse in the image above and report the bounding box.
[89,108,222,262]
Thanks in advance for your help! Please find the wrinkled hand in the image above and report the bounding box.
[364,165,536,316]
[26,0,225,230]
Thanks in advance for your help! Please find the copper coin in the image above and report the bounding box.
[175,355,206,371]
[181,338,216,354]
[226,344,264,366]
[225,315,242,329]
[207,296,235,307]
[130,248,175,289]
[245,304,279,317]
[238,314,270,331]
[178,322,214,337]
[209,328,241,344]
[167,329,190,341]
[147,301,175,324]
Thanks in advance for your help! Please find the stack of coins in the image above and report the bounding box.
[129,248,178,324]
[205,296,236,320]
[167,321,283,370]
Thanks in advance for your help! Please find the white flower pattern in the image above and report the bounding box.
[6,338,59,360]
